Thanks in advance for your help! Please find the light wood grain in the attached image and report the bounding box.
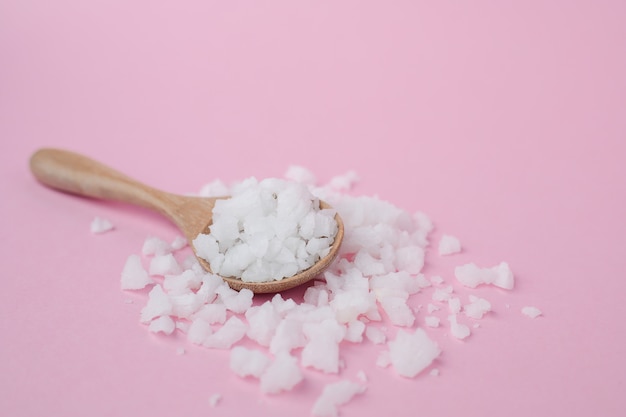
[29,148,343,293]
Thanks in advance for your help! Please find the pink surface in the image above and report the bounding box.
[1,1,625,416]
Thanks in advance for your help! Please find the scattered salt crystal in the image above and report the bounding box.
[464,296,492,319]
[285,165,317,185]
[123,298,134,304]
[148,315,175,335]
[142,236,171,256]
[375,350,391,368]
[344,320,366,343]
[427,303,440,314]
[432,286,453,302]
[149,253,182,276]
[429,275,444,285]
[448,315,471,340]
[203,316,247,349]
[522,306,542,318]
[121,254,153,290]
[90,216,114,234]
[170,235,187,251]
[429,368,440,377]
[438,235,461,255]
[140,285,173,323]
[424,316,440,328]
[311,380,366,417]
[208,393,222,408]
[388,328,441,378]
[175,320,190,333]
[473,323,481,329]
[230,346,271,378]
[448,297,461,314]
[454,262,514,290]
[176,347,186,355]
[301,319,346,373]
[187,318,212,344]
[365,326,386,344]
[328,171,359,190]
[259,352,303,394]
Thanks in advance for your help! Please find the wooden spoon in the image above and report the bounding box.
[29,148,344,293]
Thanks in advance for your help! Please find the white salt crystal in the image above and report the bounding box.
[208,393,222,408]
[301,319,346,373]
[163,270,202,294]
[522,306,542,318]
[448,297,461,314]
[344,320,366,343]
[438,234,461,255]
[140,285,173,323]
[221,288,254,314]
[259,352,303,394]
[375,350,391,368]
[429,368,440,377]
[192,303,227,324]
[90,216,114,234]
[142,236,171,256]
[187,318,212,344]
[464,296,492,319]
[123,298,134,304]
[175,320,190,333]
[121,254,153,290]
[199,179,230,197]
[176,347,186,355]
[169,292,203,319]
[246,302,281,346]
[149,253,182,276]
[378,295,416,327]
[454,261,514,289]
[328,171,359,190]
[394,245,425,274]
[427,303,440,314]
[311,380,366,417]
[424,316,440,328]
[194,178,336,282]
[432,287,453,302]
[285,165,317,185]
[230,346,271,378]
[203,316,247,349]
[365,326,386,344]
[430,275,444,285]
[448,315,471,340]
[170,235,187,251]
[269,318,306,354]
[148,315,175,335]
[388,328,441,378]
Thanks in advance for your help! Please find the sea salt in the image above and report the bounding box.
[90,216,114,234]
[388,328,441,378]
[120,254,153,290]
[193,178,337,283]
[117,165,520,414]
[454,262,514,289]
[311,380,366,417]
[522,306,542,318]
[438,234,461,255]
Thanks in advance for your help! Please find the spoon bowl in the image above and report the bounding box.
[29,148,343,293]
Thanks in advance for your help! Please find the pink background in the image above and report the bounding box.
[1,1,625,416]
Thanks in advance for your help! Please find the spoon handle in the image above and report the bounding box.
[29,148,175,216]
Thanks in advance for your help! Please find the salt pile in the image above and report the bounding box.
[193,178,338,283]
[119,165,524,415]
